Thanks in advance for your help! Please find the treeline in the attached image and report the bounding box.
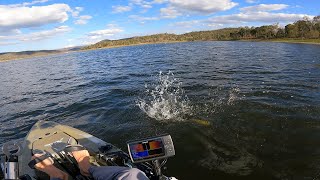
[83,16,320,50]
[230,16,320,39]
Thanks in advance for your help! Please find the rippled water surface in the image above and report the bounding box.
[1,41,320,179]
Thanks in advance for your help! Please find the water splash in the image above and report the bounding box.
[192,86,241,118]
[137,71,192,121]
[227,87,241,105]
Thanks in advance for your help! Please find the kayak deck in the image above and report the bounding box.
[17,120,121,179]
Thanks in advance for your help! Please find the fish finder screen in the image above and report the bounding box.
[129,138,165,161]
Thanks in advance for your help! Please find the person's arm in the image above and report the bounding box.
[89,166,149,180]
[51,178,63,180]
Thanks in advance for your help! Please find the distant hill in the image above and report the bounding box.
[82,28,239,50]
[83,16,320,50]
[0,46,83,62]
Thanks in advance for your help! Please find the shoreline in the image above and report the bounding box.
[238,38,320,45]
[1,39,319,62]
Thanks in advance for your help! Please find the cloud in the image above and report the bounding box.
[152,0,167,3]
[160,6,182,18]
[22,26,70,42]
[74,15,92,25]
[171,20,200,28]
[246,0,258,3]
[112,5,132,13]
[130,0,152,6]
[4,0,49,7]
[71,6,84,17]
[20,26,71,41]
[0,4,70,30]
[129,0,238,22]
[0,41,19,46]
[83,24,124,44]
[129,0,158,11]
[0,26,71,46]
[167,0,238,14]
[240,4,289,12]
[129,15,159,22]
[136,0,238,21]
[172,11,313,31]
[70,6,92,25]
[0,29,22,35]
[128,0,238,14]
[20,0,49,6]
[206,12,313,25]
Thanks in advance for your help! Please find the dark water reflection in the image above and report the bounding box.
[0,41,320,179]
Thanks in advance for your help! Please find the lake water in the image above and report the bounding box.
[0,41,320,179]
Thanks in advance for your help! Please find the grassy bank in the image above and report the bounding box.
[267,38,320,44]
[239,38,320,45]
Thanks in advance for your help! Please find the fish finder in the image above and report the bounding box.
[127,134,175,163]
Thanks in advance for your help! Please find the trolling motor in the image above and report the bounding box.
[127,135,177,180]
[1,141,22,180]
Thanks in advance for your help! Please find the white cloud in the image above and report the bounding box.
[246,0,258,3]
[4,0,49,7]
[83,24,124,44]
[241,4,289,12]
[21,0,49,6]
[171,20,200,28]
[74,15,92,25]
[168,0,238,14]
[171,11,313,31]
[75,7,83,11]
[129,15,159,21]
[0,4,70,30]
[129,6,181,22]
[19,26,71,41]
[129,0,238,22]
[138,0,238,20]
[71,6,83,17]
[129,0,155,10]
[206,12,313,25]
[0,28,21,35]
[112,5,132,13]
[0,41,18,46]
[160,6,182,18]
[141,4,152,9]
[70,7,92,25]
[129,0,238,14]
[0,26,71,46]
[64,44,76,48]
[152,0,168,3]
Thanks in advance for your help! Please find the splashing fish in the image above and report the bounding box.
[193,119,211,126]
[137,71,192,121]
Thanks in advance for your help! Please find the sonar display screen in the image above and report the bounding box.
[129,138,165,161]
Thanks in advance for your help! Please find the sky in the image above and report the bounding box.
[0,0,319,53]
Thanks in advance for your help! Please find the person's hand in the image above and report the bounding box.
[32,154,68,180]
[72,150,91,176]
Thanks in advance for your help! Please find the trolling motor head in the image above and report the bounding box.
[1,141,22,180]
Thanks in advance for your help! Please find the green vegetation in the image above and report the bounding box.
[83,16,320,50]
